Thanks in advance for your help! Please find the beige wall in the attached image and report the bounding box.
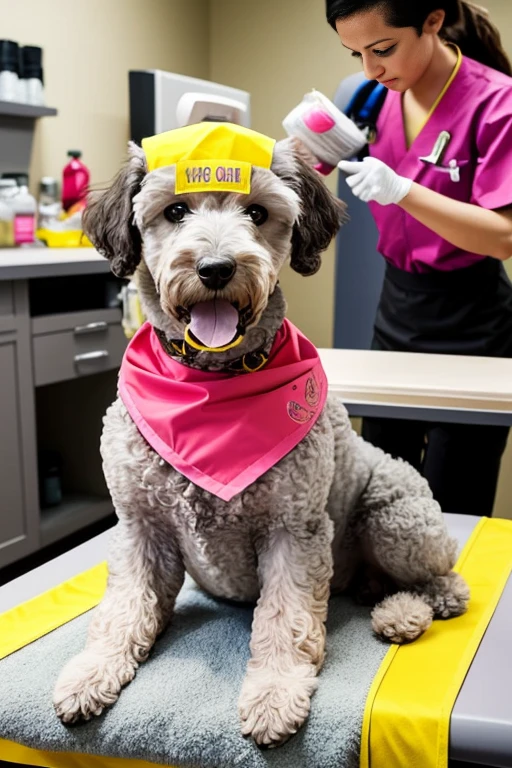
[1,0,210,191]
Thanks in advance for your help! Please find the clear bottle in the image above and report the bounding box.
[121,281,145,339]
[38,176,61,228]
[10,175,36,245]
[0,179,16,247]
[62,150,90,212]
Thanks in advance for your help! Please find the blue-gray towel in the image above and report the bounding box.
[0,576,389,768]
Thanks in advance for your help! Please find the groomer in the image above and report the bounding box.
[328,0,512,516]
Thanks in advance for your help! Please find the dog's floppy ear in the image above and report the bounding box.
[272,138,347,276]
[83,142,147,278]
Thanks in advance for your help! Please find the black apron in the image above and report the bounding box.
[373,258,512,357]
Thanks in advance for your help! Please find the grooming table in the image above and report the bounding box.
[319,349,512,427]
[0,514,511,768]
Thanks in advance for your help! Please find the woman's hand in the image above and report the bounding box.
[338,157,412,206]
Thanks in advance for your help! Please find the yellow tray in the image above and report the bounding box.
[36,228,93,248]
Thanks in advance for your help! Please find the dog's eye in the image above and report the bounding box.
[163,203,190,223]
[245,204,268,226]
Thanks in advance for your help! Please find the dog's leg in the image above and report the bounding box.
[53,517,184,723]
[238,519,333,747]
[357,449,469,644]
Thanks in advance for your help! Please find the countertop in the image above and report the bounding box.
[0,247,109,280]
[319,347,512,417]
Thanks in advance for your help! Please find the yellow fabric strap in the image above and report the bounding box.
[360,517,512,768]
[0,739,170,768]
[0,562,108,661]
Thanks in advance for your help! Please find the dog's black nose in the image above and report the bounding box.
[197,260,236,290]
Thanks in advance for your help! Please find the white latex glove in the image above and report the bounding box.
[338,156,412,206]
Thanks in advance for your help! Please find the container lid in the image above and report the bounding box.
[67,150,82,158]
[20,45,43,81]
[1,172,28,187]
[40,176,58,196]
[0,40,19,74]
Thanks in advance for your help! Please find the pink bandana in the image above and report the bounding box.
[118,320,327,501]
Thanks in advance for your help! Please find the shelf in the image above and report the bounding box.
[0,101,57,118]
[40,494,113,548]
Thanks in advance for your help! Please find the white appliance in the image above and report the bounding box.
[129,70,251,143]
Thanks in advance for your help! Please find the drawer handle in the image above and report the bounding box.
[74,321,108,335]
[74,350,110,363]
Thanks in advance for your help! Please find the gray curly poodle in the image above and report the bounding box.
[53,130,469,747]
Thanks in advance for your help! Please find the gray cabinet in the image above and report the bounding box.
[0,283,39,566]
[0,269,126,569]
[0,335,32,551]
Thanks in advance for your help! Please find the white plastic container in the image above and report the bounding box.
[0,40,20,103]
[12,182,37,245]
[20,46,45,106]
[0,70,19,102]
[24,77,45,106]
[282,89,368,172]
[16,77,27,103]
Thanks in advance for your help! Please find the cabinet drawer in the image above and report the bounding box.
[33,322,127,386]
[32,308,122,335]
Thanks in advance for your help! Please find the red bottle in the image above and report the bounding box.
[62,150,90,212]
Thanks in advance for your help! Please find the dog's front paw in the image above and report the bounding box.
[371,592,433,644]
[53,649,137,723]
[238,665,317,747]
[413,571,470,619]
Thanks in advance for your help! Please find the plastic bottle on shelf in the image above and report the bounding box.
[19,46,45,106]
[8,174,37,245]
[0,179,16,246]
[62,150,90,212]
[38,176,61,228]
[0,40,20,102]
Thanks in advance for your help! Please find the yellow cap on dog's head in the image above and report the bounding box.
[141,122,276,196]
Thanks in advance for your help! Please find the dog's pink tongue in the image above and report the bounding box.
[189,300,239,348]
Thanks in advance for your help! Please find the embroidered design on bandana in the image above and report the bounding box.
[118,319,328,501]
[288,373,322,423]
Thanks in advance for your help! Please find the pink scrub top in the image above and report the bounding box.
[369,55,512,273]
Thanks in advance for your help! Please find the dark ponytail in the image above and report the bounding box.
[326,0,512,76]
[444,2,512,76]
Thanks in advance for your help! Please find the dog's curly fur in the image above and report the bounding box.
[53,138,469,746]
